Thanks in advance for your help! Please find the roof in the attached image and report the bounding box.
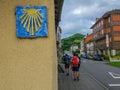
[54,0,64,27]
[90,9,120,29]
[85,33,94,43]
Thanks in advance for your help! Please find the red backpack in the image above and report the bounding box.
[72,56,79,66]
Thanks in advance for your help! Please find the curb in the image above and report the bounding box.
[58,64,65,73]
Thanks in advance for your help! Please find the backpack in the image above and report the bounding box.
[78,56,81,64]
[65,55,70,64]
[72,56,79,66]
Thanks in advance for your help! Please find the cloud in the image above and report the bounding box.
[60,0,120,38]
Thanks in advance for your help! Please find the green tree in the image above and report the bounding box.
[62,33,85,51]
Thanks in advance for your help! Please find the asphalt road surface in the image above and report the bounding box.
[81,58,120,90]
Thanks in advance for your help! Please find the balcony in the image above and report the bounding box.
[93,34,106,41]
[93,25,103,34]
[111,21,120,26]
[93,22,111,34]
[95,43,106,49]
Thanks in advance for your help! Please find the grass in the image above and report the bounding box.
[107,62,120,68]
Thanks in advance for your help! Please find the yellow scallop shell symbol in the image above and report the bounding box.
[20,8,44,36]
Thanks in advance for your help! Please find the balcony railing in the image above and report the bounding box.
[93,23,111,34]
[93,34,106,41]
[111,21,120,26]
[95,43,106,49]
[93,25,103,34]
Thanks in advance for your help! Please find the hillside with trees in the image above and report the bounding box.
[62,33,85,51]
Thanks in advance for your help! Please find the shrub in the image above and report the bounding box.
[104,55,110,60]
[115,52,120,56]
[112,56,120,59]
[112,52,120,59]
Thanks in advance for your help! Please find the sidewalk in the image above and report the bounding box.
[58,63,106,90]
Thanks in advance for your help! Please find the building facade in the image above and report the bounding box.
[55,0,64,62]
[70,45,79,52]
[91,9,120,56]
[85,34,94,55]
[80,37,86,54]
[56,26,62,62]
[0,0,63,90]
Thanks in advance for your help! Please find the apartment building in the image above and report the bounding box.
[71,45,79,52]
[91,9,120,56]
[85,34,94,55]
[80,37,86,54]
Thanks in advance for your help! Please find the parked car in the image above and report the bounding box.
[88,55,94,59]
[93,54,103,61]
[86,53,92,59]
[81,54,87,58]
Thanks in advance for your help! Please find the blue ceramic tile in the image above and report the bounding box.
[16,6,48,38]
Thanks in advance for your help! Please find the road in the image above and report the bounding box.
[81,58,120,90]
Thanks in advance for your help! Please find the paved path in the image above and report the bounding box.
[58,63,107,90]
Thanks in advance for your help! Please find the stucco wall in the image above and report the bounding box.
[0,0,57,90]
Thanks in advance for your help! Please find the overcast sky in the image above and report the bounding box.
[60,0,120,39]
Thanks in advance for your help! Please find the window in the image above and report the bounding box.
[109,37,111,42]
[108,28,111,33]
[101,20,103,25]
[108,17,111,22]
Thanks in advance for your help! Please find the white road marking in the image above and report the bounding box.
[108,72,120,79]
[109,84,120,87]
